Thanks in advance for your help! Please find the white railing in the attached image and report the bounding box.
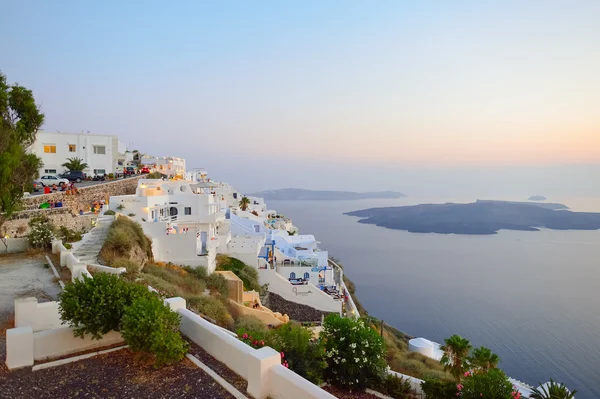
[328,258,360,318]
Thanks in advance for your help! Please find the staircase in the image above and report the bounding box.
[72,216,113,265]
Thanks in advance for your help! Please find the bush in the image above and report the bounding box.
[57,226,83,243]
[376,373,412,398]
[146,172,163,179]
[421,379,459,399]
[100,217,152,263]
[128,213,136,217]
[27,215,54,249]
[188,296,233,328]
[321,314,387,390]
[268,323,326,384]
[206,273,229,297]
[143,263,206,297]
[64,243,72,250]
[104,210,116,215]
[120,296,188,366]
[235,315,269,335]
[108,173,114,179]
[184,265,207,280]
[59,273,154,339]
[460,369,515,399]
[111,257,142,279]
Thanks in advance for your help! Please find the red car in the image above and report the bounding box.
[141,166,150,174]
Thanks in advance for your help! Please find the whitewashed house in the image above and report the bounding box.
[30,130,126,176]
[141,155,186,177]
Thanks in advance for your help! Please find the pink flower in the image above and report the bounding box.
[242,333,248,339]
[464,372,470,377]
[457,384,463,391]
[253,340,258,346]
[280,352,285,358]
[260,340,265,346]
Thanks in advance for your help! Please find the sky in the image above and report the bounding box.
[2,0,599,197]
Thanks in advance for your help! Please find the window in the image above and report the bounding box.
[184,207,192,215]
[44,169,57,174]
[304,272,310,280]
[68,144,76,152]
[93,169,106,175]
[93,145,106,154]
[43,145,56,153]
[290,272,296,279]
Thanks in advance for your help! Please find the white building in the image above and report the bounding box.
[31,130,126,176]
[141,155,186,177]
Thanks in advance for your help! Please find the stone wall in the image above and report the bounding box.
[3,176,143,238]
[264,292,335,322]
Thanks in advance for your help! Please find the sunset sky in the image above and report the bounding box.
[2,1,599,195]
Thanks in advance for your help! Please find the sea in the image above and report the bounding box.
[268,197,600,399]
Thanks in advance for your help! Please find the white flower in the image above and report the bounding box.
[340,337,345,341]
[350,343,357,348]
[355,358,359,363]
[342,358,346,363]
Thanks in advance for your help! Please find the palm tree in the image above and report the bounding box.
[239,196,250,211]
[61,157,89,171]
[469,346,500,372]
[530,380,577,399]
[440,334,472,381]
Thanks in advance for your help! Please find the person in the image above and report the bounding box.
[79,209,84,215]
[70,182,79,194]
[60,182,67,191]
[48,200,55,208]
[55,200,63,208]
[39,201,50,209]
[52,183,58,192]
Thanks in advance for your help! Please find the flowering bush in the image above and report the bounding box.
[27,215,54,248]
[421,379,459,399]
[459,369,517,399]
[321,314,387,390]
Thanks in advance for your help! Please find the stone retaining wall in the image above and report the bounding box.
[3,176,143,238]
[264,292,335,322]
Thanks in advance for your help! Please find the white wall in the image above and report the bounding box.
[268,364,337,399]
[34,328,124,361]
[15,298,64,332]
[258,269,342,314]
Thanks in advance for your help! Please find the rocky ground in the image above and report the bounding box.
[0,348,235,399]
[263,292,335,322]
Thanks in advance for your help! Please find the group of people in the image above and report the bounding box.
[39,199,64,209]
[45,182,79,195]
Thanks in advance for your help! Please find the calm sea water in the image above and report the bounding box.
[268,197,600,399]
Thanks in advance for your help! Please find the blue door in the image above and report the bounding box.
[290,272,296,279]
[304,272,310,280]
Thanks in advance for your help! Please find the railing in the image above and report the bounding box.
[328,258,360,318]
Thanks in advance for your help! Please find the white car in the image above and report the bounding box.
[40,175,69,186]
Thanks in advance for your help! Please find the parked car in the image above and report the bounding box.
[40,175,69,186]
[32,180,42,192]
[140,166,150,174]
[60,170,86,183]
[124,166,136,176]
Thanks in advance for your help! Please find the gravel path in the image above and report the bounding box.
[0,348,236,399]
[187,341,255,399]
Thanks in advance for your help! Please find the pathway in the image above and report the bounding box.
[72,216,113,265]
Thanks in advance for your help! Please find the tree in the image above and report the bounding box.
[440,334,472,381]
[61,157,89,171]
[529,380,577,399]
[460,368,515,399]
[0,72,44,247]
[239,196,251,211]
[469,346,500,372]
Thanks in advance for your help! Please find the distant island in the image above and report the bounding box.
[344,200,600,235]
[250,188,405,201]
[528,195,547,201]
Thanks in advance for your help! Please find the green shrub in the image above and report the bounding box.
[56,226,83,243]
[321,314,387,390]
[268,323,326,384]
[421,379,459,399]
[64,243,72,250]
[104,210,116,215]
[188,296,233,328]
[376,373,412,398]
[27,215,54,249]
[143,264,206,296]
[111,257,142,279]
[184,265,208,280]
[59,273,154,339]
[116,204,125,211]
[206,273,229,297]
[235,315,269,334]
[108,173,114,179]
[461,369,515,399]
[120,296,188,366]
